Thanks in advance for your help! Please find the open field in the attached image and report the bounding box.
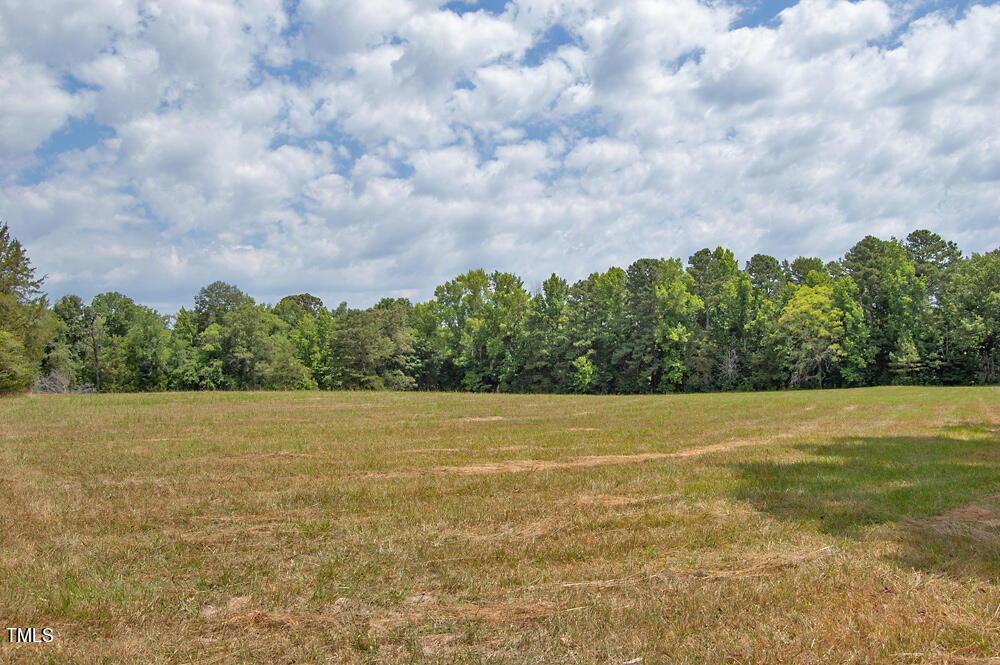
[2,387,1000,664]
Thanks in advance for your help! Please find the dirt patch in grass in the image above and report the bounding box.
[179,511,309,543]
[936,501,1000,525]
[361,435,791,479]
[565,427,599,432]
[536,545,837,588]
[461,416,505,422]
[419,633,459,656]
[443,516,570,544]
[369,595,556,632]
[573,493,677,507]
[181,524,280,544]
[400,447,461,454]
[899,654,1000,665]
[205,597,346,634]
[696,545,836,580]
[440,454,671,476]
[93,476,172,488]
[220,451,317,461]
[667,436,791,457]
[223,609,341,632]
[909,494,1000,542]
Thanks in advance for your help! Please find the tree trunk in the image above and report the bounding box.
[91,336,100,392]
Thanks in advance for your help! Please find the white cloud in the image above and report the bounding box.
[0,55,92,173]
[2,0,999,313]
[777,0,893,58]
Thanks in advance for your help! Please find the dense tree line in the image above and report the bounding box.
[2,222,998,395]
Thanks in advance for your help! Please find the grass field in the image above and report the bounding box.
[2,387,999,664]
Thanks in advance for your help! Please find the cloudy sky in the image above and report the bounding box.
[2,0,998,312]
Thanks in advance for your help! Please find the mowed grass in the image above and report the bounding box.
[1,387,999,664]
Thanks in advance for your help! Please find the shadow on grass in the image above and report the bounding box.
[730,424,1000,580]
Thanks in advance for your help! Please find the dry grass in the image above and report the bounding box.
[1,386,999,664]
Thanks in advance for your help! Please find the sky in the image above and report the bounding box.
[1,0,998,313]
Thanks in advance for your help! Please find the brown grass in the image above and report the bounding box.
[361,434,793,478]
[1,387,999,664]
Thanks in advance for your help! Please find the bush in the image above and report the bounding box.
[0,330,33,394]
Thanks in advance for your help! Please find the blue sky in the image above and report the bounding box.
[2,0,998,313]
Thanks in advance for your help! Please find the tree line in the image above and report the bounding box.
[1,223,998,395]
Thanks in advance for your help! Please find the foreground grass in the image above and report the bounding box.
[1,386,999,664]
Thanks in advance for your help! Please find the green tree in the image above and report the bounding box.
[193,281,252,333]
[0,223,51,392]
[616,258,673,392]
[44,294,88,390]
[564,267,628,393]
[772,280,845,389]
[420,270,529,392]
[954,250,1000,383]
[79,292,171,391]
[82,306,107,391]
[570,355,595,393]
[325,300,418,390]
[654,259,702,391]
[685,247,750,391]
[828,276,870,386]
[902,230,964,383]
[0,330,34,392]
[743,254,787,389]
[167,288,312,390]
[274,293,324,327]
[419,270,490,390]
[746,253,786,300]
[841,236,926,384]
[288,307,338,389]
[511,274,572,393]
[904,229,962,303]
[889,332,923,384]
[218,302,313,389]
[786,256,825,284]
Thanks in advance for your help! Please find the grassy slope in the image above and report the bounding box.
[1,387,999,664]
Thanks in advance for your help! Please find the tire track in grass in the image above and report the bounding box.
[354,433,798,479]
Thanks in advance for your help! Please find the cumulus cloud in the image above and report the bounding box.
[1,0,998,313]
[0,55,92,174]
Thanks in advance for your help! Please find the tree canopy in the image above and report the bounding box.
[3,224,998,395]
[0,223,51,393]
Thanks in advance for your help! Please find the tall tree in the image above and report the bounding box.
[904,229,962,304]
[772,275,844,389]
[685,247,750,390]
[420,270,529,391]
[274,293,324,327]
[841,236,926,384]
[654,259,702,391]
[955,250,1000,383]
[564,267,628,393]
[828,275,870,387]
[616,258,672,392]
[746,253,786,300]
[786,257,825,284]
[81,306,106,392]
[511,274,572,393]
[0,223,51,392]
[192,281,252,333]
